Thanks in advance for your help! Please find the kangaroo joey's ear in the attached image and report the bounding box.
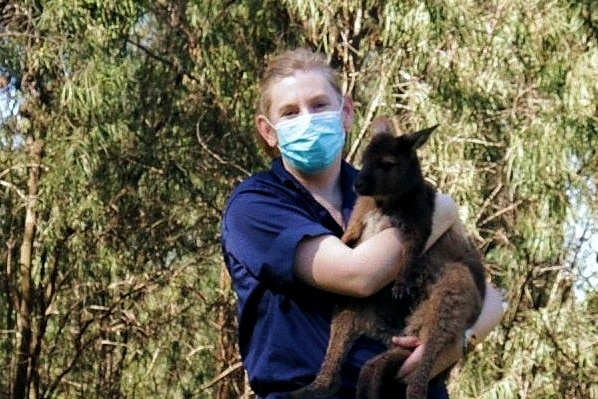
[371,115,396,136]
[406,124,439,150]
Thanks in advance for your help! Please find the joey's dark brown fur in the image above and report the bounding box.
[287,117,486,399]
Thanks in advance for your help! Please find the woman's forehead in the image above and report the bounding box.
[269,70,337,106]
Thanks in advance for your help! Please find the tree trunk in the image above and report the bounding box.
[12,137,44,399]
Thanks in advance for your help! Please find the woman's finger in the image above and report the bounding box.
[397,343,425,384]
[392,335,420,349]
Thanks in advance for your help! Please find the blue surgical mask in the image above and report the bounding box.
[270,102,346,174]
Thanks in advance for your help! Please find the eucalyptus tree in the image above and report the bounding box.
[0,0,289,398]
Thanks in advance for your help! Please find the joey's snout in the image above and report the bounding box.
[354,175,373,195]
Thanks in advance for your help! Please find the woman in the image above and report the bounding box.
[221,47,503,398]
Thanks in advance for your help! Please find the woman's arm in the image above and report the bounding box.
[424,194,459,251]
[294,193,457,297]
[394,282,505,383]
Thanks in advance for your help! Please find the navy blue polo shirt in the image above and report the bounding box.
[221,158,448,399]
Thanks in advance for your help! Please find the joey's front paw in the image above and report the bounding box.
[392,280,410,301]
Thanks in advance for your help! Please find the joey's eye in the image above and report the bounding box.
[378,159,396,170]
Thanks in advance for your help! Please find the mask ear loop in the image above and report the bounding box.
[338,97,345,113]
[264,117,276,130]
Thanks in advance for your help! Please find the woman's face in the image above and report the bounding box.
[268,69,344,125]
[255,69,354,156]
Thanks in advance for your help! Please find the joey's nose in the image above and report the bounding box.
[354,180,364,192]
[354,178,371,195]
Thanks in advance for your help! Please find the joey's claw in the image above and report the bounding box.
[392,283,410,301]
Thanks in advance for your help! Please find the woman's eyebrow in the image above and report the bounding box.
[310,94,332,104]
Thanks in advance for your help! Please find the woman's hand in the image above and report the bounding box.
[392,334,464,385]
[392,335,422,384]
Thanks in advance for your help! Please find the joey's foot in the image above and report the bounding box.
[406,381,427,399]
[356,347,411,399]
[286,380,341,399]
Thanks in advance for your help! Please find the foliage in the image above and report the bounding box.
[0,0,597,398]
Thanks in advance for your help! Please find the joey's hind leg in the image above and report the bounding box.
[287,309,362,398]
[403,263,483,399]
[356,346,411,399]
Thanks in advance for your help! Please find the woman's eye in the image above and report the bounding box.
[311,102,328,112]
[281,110,298,118]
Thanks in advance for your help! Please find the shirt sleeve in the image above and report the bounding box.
[222,185,333,291]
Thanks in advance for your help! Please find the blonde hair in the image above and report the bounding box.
[257,47,342,158]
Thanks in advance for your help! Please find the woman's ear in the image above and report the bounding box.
[341,94,355,132]
[255,115,278,148]
[371,115,394,136]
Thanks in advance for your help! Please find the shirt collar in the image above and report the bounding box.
[270,157,358,228]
